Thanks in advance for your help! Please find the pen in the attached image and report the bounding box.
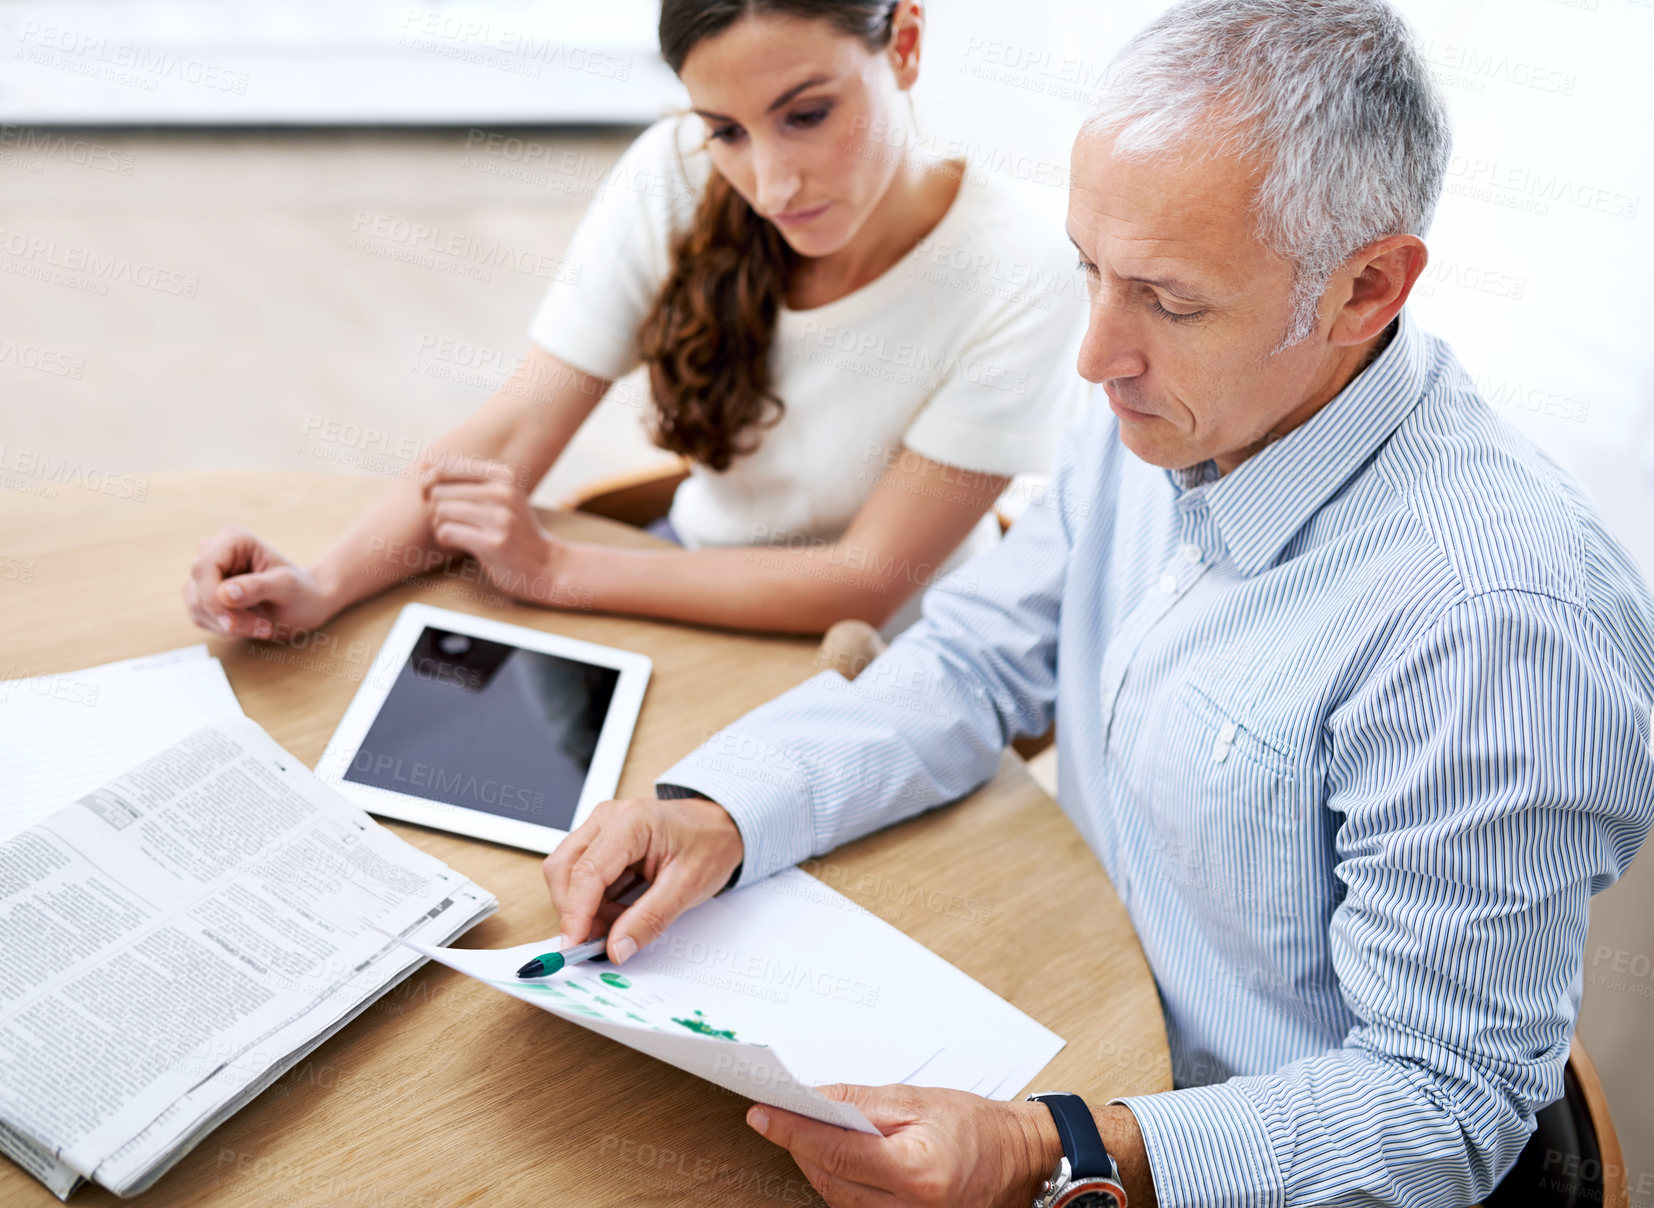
[516,937,608,979]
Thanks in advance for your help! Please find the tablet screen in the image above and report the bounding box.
[344,626,620,831]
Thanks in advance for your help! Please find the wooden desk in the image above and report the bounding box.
[0,473,1169,1207]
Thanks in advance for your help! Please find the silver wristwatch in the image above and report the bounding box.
[1032,1154,1127,1208]
[1027,1091,1127,1208]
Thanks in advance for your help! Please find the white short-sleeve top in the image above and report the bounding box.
[528,115,1089,576]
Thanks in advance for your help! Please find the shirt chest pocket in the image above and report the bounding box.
[1148,680,1314,920]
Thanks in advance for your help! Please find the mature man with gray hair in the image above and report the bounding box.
[545,1,1654,1204]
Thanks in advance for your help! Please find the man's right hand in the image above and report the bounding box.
[543,795,744,965]
[183,524,340,641]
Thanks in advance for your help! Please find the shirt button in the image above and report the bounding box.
[1182,544,1204,563]
[1218,721,1238,743]
[1159,573,1178,595]
[1211,737,1232,762]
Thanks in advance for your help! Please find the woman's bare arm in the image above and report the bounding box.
[547,450,1010,633]
[311,346,613,612]
[184,346,612,639]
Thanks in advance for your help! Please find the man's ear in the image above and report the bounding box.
[1329,234,1428,347]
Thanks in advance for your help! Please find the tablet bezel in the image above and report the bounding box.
[315,603,651,853]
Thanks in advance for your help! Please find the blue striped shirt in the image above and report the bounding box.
[658,310,1654,1207]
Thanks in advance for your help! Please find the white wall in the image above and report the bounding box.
[0,0,680,123]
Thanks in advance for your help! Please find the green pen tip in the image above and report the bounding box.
[516,952,566,979]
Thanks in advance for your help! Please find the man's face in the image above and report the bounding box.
[1067,129,1352,474]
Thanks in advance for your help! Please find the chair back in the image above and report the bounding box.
[1483,1038,1627,1208]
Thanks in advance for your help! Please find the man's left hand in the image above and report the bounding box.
[746,1083,1055,1207]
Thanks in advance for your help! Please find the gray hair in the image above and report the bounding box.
[1084,0,1452,349]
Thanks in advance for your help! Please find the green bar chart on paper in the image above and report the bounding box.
[397,867,1064,1132]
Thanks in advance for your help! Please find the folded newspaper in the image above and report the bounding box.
[0,716,497,1199]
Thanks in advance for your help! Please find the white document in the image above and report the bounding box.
[403,867,1065,1133]
[0,715,497,1199]
[0,645,244,841]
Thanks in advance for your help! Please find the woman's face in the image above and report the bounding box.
[678,11,917,259]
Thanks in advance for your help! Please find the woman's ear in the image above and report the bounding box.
[889,1,924,89]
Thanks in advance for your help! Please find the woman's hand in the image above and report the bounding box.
[542,795,745,964]
[183,526,340,640]
[422,457,578,608]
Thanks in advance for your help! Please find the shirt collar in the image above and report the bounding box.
[1173,309,1431,577]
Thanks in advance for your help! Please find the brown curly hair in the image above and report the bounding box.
[639,0,899,472]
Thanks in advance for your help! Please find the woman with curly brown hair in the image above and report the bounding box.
[183,0,1086,639]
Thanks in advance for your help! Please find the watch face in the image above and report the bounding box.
[1055,1182,1124,1208]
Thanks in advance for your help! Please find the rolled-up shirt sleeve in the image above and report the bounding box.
[655,406,1093,887]
[1117,590,1654,1207]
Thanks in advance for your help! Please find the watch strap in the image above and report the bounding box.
[1029,1092,1114,1182]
